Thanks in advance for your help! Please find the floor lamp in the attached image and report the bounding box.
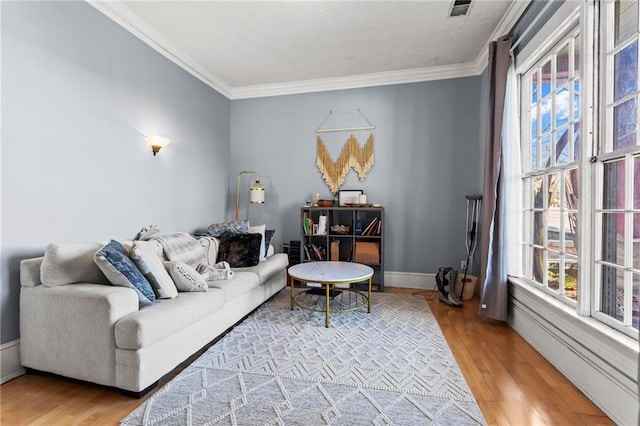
[235,170,265,220]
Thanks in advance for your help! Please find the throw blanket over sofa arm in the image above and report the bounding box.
[20,257,139,388]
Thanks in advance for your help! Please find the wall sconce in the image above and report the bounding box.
[236,170,265,220]
[144,135,170,156]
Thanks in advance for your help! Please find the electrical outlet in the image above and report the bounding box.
[460,260,467,271]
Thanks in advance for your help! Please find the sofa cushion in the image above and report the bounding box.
[206,220,249,237]
[41,242,109,287]
[264,229,276,258]
[115,289,226,350]
[94,240,155,308]
[207,271,259,303]
[216,232,262,267]
[234,253,289,285]
[249,224,266,262]
[130,241,177,299]
[165,261,208,292]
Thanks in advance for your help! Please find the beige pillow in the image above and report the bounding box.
[130,241,177,299]
[165,261,208,292]
[41,242,109,287]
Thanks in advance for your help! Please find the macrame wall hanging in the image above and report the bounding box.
[315,109,375,194]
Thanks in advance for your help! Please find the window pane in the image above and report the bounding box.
[634,156,640,209]
[603,160,626,209]
[600,264,624,322]
[613,98,637,150]
[556,87,570,128]
[565,168,579,210]
[565,212,578,255]
[531,139,538,170]
[531,106,538,139]
[573,123,580,162]
[548,257,560,291]
[534,212,544,246]
[602,213,626,266]
[531,72,538,105]
[541,134,551,167]
[573,79,580,120]
[614,40,638,101]
[634,213,640,270]
[634,273,639,329]
[556,127,569,164]
[615,0,639,46]
[548,212,561,249]
[541,60,552,98]
[549,172,561,208]
[541,98,552,135]
[574,34,580,76]
[534,176,543,208]
[556,44,570,88]
[533,248,544,283]
[565,257,578,300]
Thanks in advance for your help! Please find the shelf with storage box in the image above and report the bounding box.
[300,206,384,291]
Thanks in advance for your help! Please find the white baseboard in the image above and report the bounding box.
[384,271,436,290]
[1,339,24,384]
[508,280,639,426]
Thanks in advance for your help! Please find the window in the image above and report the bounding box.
[521,27,581,303]
[595,0,640,332]
[518,1,639,338]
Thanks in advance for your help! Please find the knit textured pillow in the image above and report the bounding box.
[94,240,155,308]
[130,241,178,299]
[216,232,262,268]
[165,261,208,292]
[206,220,249,238]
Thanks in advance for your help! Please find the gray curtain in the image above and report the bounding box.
[480,35,512,321]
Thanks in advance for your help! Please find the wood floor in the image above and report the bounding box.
[0,288,612,425]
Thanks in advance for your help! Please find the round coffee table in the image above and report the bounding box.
[289,261,374,327]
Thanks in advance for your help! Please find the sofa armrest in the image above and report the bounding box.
[20,284,139,387]
[20,257,44,287]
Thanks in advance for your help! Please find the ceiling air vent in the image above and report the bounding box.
[450,0,472,17]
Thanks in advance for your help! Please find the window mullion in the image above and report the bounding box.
[576,0,597,316]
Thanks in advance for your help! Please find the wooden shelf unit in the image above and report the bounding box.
[300,206,384,291]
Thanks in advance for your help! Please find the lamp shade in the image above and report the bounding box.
[144,134,170,156]
[250,179,265,203]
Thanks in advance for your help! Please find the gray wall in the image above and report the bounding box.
[0,1,230,343]
[230,79,484,274]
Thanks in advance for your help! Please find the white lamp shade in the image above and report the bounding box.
[250,186,265,203]
[144,135,170,148]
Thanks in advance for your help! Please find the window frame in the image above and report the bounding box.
[519,23,582,307]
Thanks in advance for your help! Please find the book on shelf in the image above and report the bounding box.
[304,243,325,261]
[362,217,379,236]
[375,220,382,235]
[303,217,314,235]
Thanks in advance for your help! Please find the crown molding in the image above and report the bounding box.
[89,0,529,100]
[230,62,484,99]
[86,0,232,98]
[473,0,531,74]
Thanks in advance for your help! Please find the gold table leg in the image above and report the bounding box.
[325,283,330,328]
[368,277,372,313]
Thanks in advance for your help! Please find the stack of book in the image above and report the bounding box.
[304,243,326,261]
[361,217,382,236]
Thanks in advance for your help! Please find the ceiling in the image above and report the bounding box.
[90,1,526,99]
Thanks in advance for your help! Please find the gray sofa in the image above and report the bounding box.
[19,236,288,396]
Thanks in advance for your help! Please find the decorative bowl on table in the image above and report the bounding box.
[317,199,335,207]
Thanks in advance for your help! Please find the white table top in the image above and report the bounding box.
[288,261,373,283]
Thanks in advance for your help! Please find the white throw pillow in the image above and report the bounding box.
[165,261,208,292]
[41,242,109,287]
[249,224,266,262]
[130,241,178,299]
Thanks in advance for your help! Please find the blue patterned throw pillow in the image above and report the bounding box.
[206,220,249,238]
[94,240,156,308]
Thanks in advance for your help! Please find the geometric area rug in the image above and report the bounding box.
[121,289,486,425]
